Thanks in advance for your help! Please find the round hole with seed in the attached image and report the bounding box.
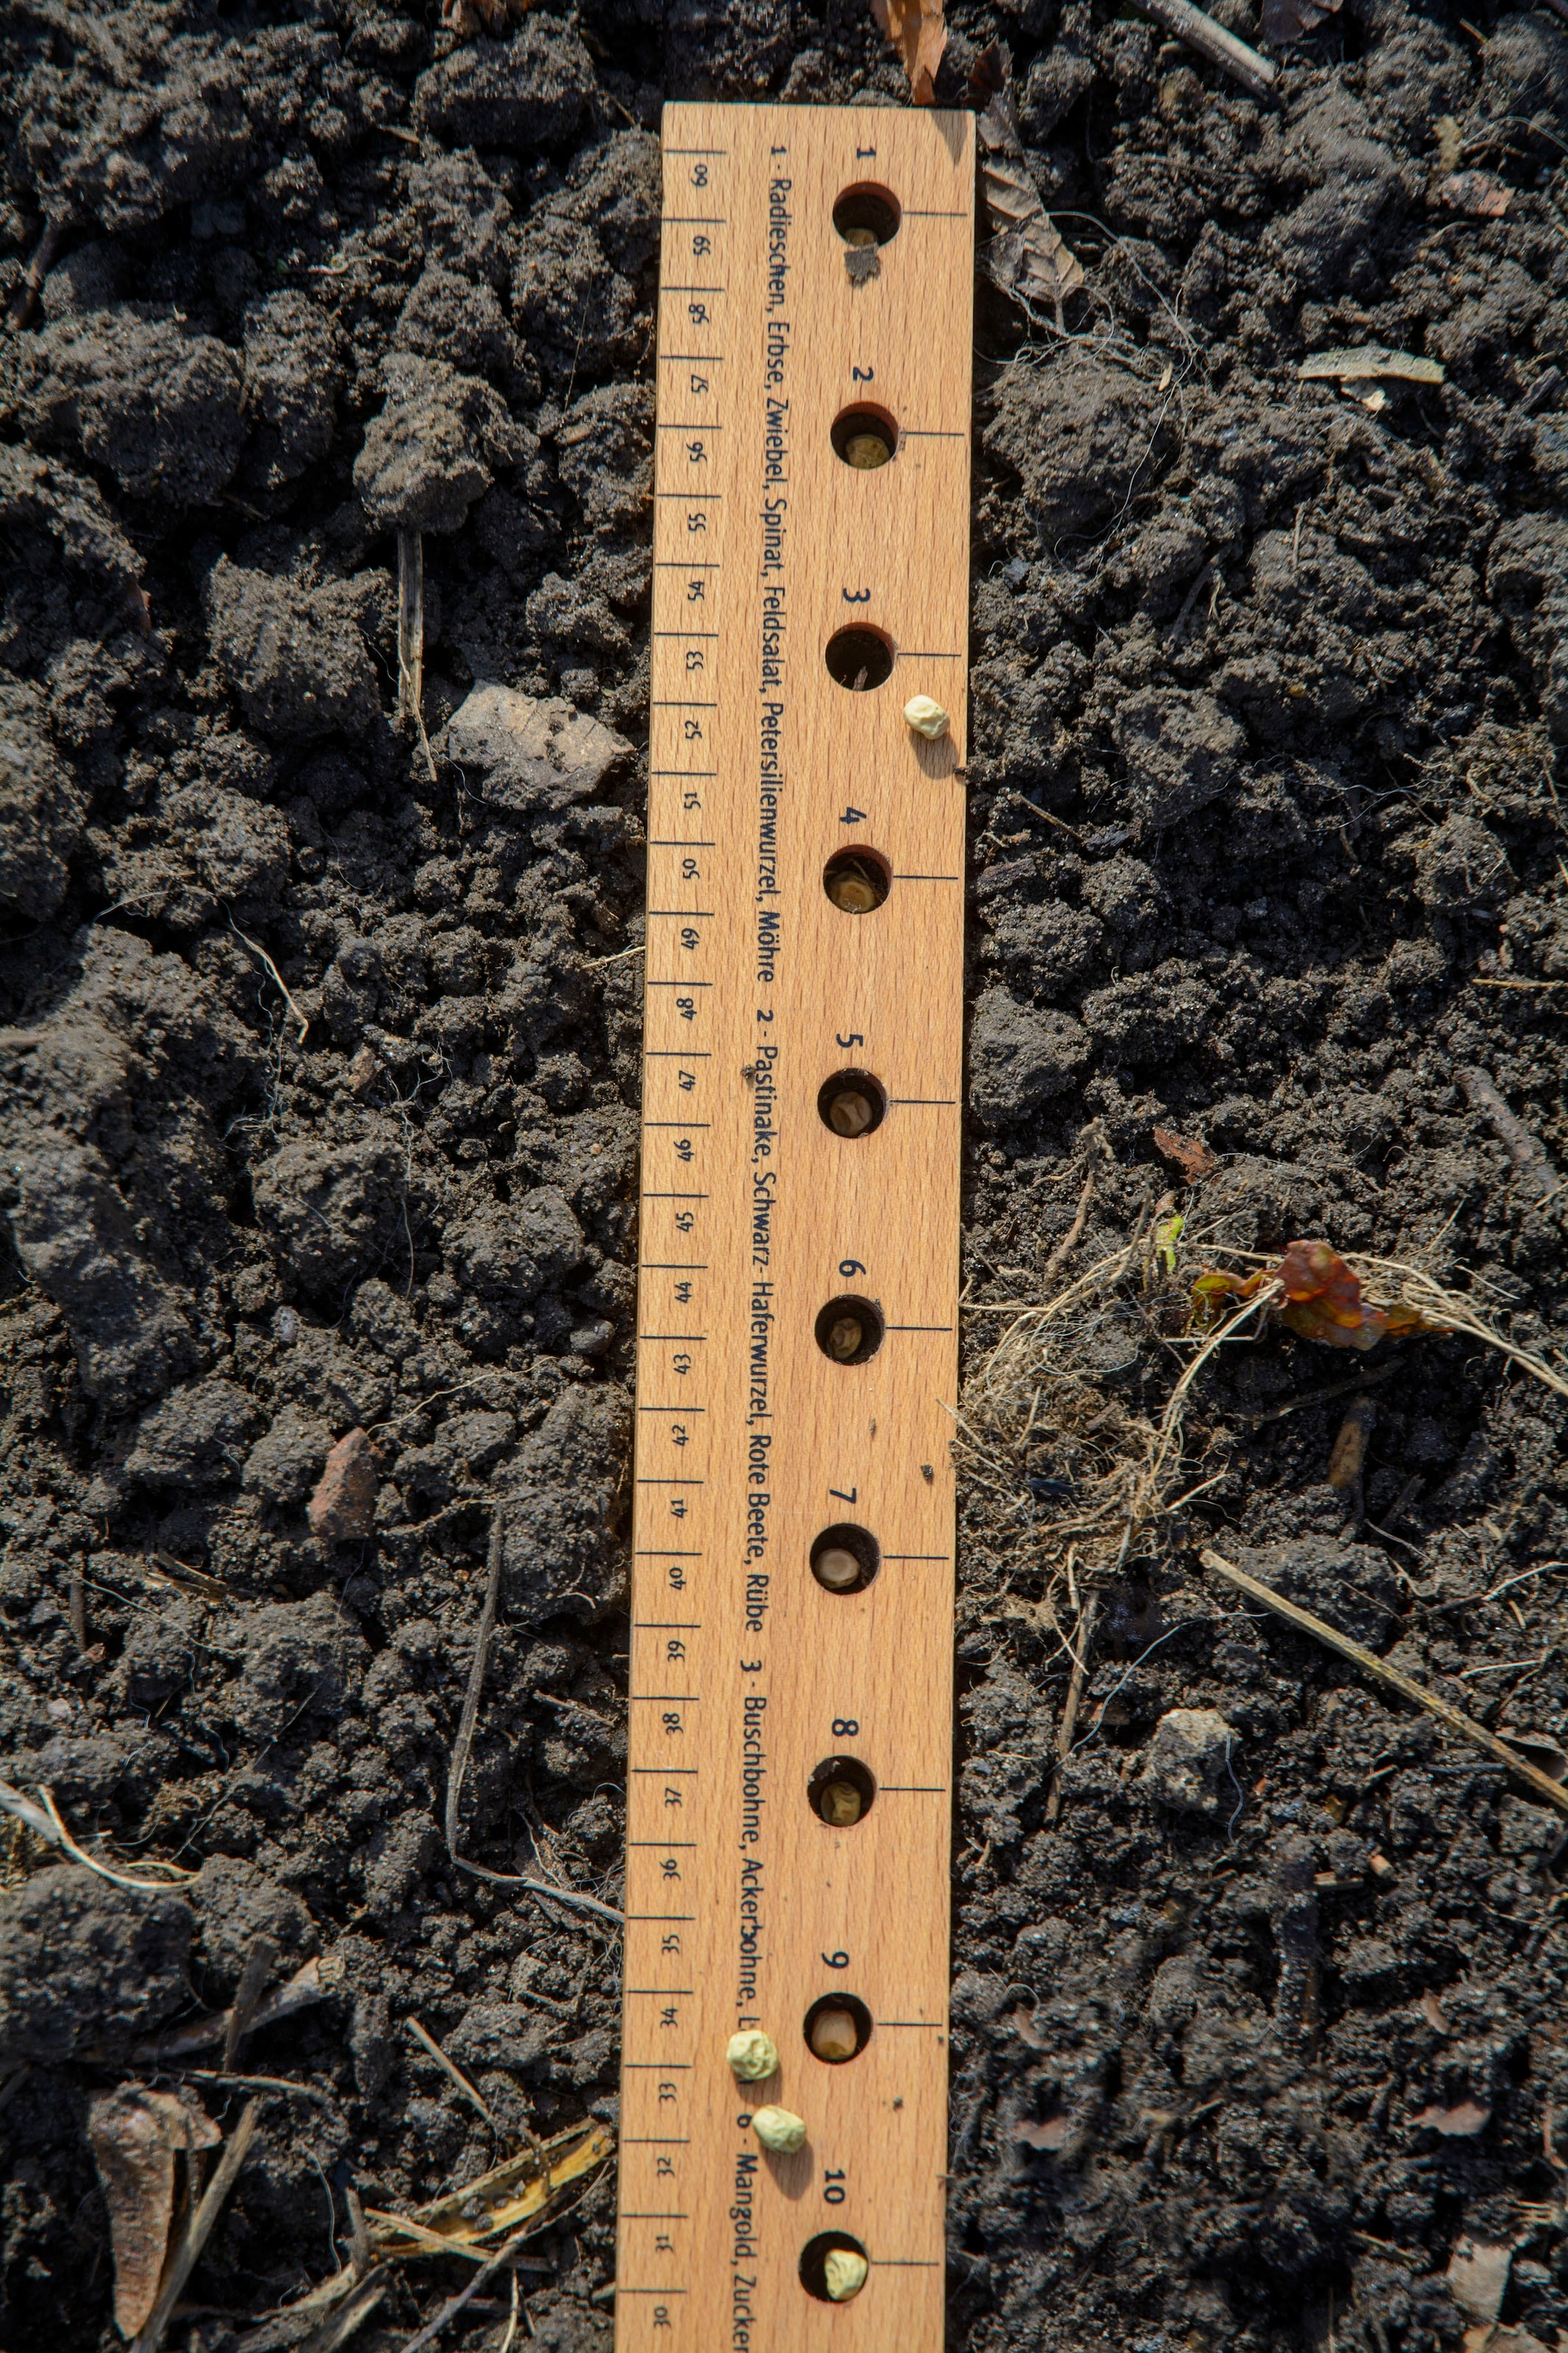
[801,2231,872,2304]
[817,1068,887,1139]
[824,626,894,692]
[822,849,890,914]
[804,1993,873,2065]
[832,184,901,246]
[831,405,898,470]
[808,1754,876,1824]
[809,1524,879,1594]
[815,1295,883,1365]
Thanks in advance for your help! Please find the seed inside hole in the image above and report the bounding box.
[831,407,897,469]
[832,185,901,247]
[810,1523,878,1594]
[817,1069,887,1139]
[823,849,890,914]
[805,1993,873,2064]
[809,1754,877,1824]
[824,628,894,692]
[800,2231,871,2304]
[815,1295,883,1365]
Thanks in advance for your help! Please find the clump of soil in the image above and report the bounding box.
[0,1,1566,2349]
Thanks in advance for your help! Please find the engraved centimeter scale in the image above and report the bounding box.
[617,104,974,2351]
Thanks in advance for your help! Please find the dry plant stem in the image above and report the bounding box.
[446,1507,504,1864]
[132,2101,259,2353]
[1200,1549,1568,1815]
[136,1957,324,2060]
[1354,1255,1568,1404]
[1458,1065,1558,1199]
[295,2273,390,2353]
[0,1779,196,1891]
[229,919,311,1044]
[1131,0,1277,96]
[1037,1164,1095,1291]
[1243,1363,1395,1427]
[397,529,438,785]
[406,2018,495,2127]
[396,2220,558,2353]
[1045,1593,1100,1826]
[223,1938,277,2070]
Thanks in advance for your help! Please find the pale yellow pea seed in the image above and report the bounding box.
[752,2105,806,2153]
[842,226,877,249]
[903,693,951,740]
[827,871,878,913]
[824,2249,869,2302]
[844,432,892,470]
[809,2007,859,2061]
[726,2028,778,2082]
[815,1547,860,1590]
[820,1781,862,1827]
[828,1090,874,1138]
[827,1317,863,1362]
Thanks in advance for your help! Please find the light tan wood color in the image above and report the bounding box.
[617,103,974,2353]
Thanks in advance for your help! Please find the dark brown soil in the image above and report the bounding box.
[1,1,1566,2349]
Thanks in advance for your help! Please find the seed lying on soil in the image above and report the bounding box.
[903,693,949,739]
[809,2007,859,2060]
[824,2249,869,2302]
[843,431,892,469]
[826,1316,863,1361]
[752,2105,806,2152]
[815,1547,861,1590]
[827,1089,876,1136]
[819,1780,863,1827]
[726,2029,779,2082]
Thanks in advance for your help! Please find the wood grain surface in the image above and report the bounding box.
[616,102,975,2352]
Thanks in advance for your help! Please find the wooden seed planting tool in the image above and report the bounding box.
[617,104,974,2350]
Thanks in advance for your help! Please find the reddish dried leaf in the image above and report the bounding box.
[1153,1125,1217,1181]
[968,37,1009,101]
[870,0,948,103]
[1275,1240,1388,1352]
[1439,170,1511,218]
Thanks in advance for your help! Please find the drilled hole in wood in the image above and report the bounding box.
[810,1524,880,1593]
[831,405,898,469]
[817,1070,887,1138]
[822,849,889,913]
[824,627,894,691]
[833,184,901,247]
[815,1295,883,1365]
[809,1755,877,1825]
[800,2230,871,2304]
[804,1993,873,2064]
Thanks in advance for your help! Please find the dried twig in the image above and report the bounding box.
[223,1939,277,2071]
[1200,1549,1568,1816]
[406,2018,495,2127]
[0,1781,196,1891]
[445,1507,504,1867]
[1242,1363,1395,1427]
[395,2220,562,2353]
[131,2100,259,2353]
[1045,1594,1100,1826]
[1458,1065,1558,1202]
[1130,0,1277,99]
[1037,1163,1096,1293]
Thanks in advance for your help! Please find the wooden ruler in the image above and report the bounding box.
[617,102,974,2352]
